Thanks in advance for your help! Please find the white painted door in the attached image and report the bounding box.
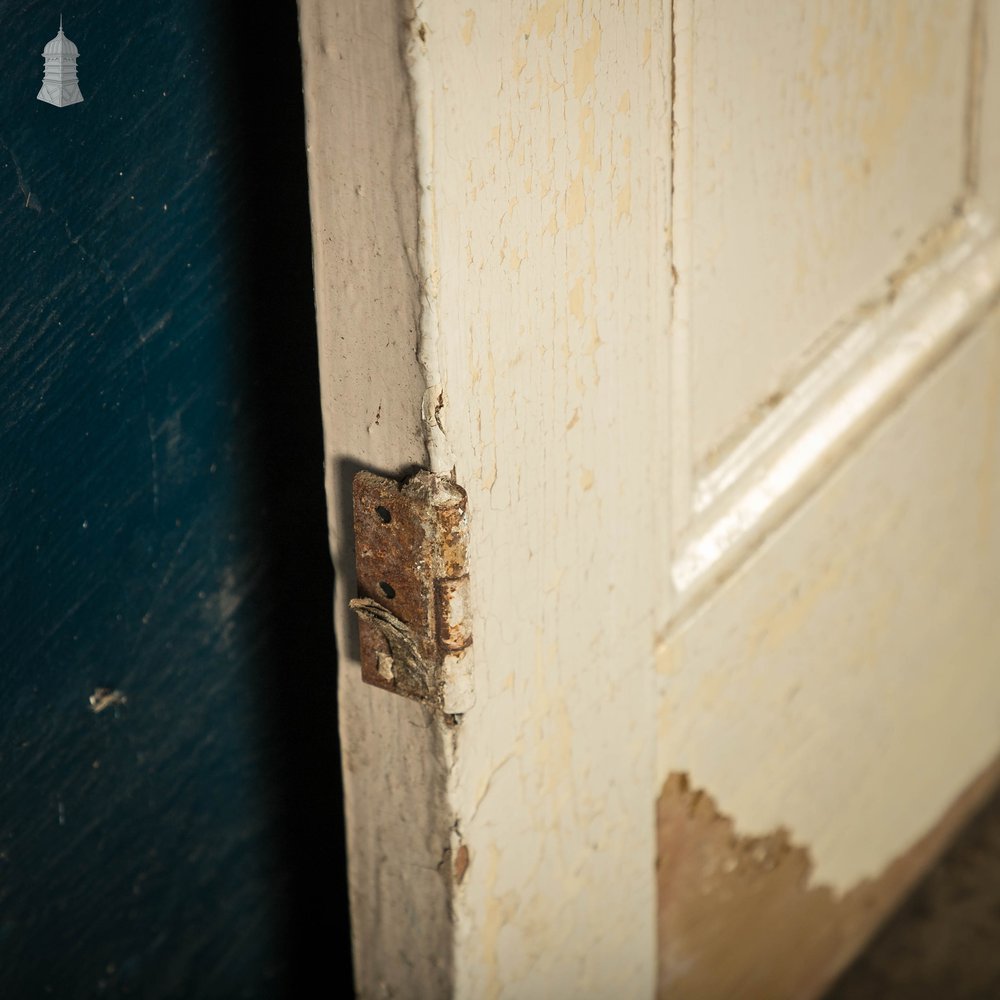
[656,3,1000,995]
[298,2,1000,997]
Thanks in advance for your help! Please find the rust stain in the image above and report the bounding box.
[657,758,1000,1000]
[454,844,470,884]
[351,469,473,712]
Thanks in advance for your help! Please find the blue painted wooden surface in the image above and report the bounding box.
[0,3,351,995]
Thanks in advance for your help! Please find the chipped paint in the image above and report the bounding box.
[460,9,475,46]
[659,316,1000,893]
[302,1,1000,996]
[422,2,672,997]
[297,2,455,996]
[454,843,470,883]
[406,3,457,476]
[572,18,601,97]
[657,761,1000,999]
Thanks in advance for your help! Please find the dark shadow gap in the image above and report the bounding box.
[211,3,353,994]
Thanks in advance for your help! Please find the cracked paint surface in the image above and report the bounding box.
[410,2,672,996]
[679,0,973,471]
[303,1,1000,996]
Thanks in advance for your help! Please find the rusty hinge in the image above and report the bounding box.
[349,469,474,714]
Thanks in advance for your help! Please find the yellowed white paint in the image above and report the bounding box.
[659,306,1000,890]
[660,0,1000,897]
[300,0,1000,994]
[411,2,672,996]
[678,0,972,476]
[980,1,1000,216]
[674,211,1000,602]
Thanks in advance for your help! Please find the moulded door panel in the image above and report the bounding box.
[659,0,1000,994]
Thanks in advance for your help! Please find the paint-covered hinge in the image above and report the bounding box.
[349,469,474,714]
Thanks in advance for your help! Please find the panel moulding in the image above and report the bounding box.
[669,207,1000,620]
[664,0,997,628]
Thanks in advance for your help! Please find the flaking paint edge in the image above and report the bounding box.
[657,757,1000,1000]
[422,3,672,998]
[297,2,459,995]
[404,0,457,476]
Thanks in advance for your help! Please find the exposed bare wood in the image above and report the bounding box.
[657,756,1000,999]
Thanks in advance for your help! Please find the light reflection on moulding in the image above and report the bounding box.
[671,208,1000,610]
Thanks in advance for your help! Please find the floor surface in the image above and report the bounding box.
[826,787,1000,999]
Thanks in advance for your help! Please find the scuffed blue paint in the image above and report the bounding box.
[0,3,348,996]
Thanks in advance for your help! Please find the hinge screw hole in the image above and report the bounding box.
[375,505,392,523]
[379,581,396,599]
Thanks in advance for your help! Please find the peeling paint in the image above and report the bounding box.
[406,3,457,475]
[298,2,454,995]
[660,311,1000,894]
[658,762,1000,999]
[454,843,470,883]
[460,9,475,46]
[302,1,1000,996]
[428,3,672,997]
[572,18,601,98]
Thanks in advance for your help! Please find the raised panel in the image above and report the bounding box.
[658,4,1000,992]
[680,0,973,474]
[668,0,1000,613]
[659,305,1000,901]
[672,213,1000,599]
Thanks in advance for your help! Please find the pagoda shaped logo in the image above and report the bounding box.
[37,16,83,107]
